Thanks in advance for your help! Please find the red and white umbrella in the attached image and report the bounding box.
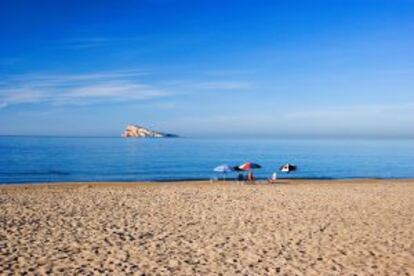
[238,162,262,171]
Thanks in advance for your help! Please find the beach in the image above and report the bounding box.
[0,179,413,275]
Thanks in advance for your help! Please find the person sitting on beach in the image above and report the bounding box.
[267,172,277,184]
[237,173,244,182]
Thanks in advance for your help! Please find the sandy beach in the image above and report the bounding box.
[0,179,413,275]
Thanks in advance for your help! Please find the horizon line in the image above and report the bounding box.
[0,134,413,140]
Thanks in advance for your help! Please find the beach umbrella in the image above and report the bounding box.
[213,164,234,180]
[233,166,244,172]
[280,163,297,173]
[238,162,262,171]
[214,164,234,173]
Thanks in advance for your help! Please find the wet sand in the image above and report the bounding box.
[0,179,413,275]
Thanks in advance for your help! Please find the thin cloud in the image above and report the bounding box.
[0,70,254,108]
[63,82,165,100]
[63,37,112,49]
[7,69,150,85]
[189,81,253,90]
[165,80,253,91]
[62,36,148,49]
[285,103,414,120]
[4,89,47,104]
[0,70,167,107]
[204,69,257,77]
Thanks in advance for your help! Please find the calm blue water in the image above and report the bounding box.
[1,137,414,184]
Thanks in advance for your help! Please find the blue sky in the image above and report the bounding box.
[0,0,413,138]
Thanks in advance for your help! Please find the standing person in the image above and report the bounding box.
[247,172,255,183]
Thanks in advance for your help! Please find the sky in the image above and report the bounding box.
[0,0,413,138]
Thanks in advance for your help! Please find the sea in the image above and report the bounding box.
[1,136,414,184]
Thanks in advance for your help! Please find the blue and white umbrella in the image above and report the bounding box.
[214,164,234,173]
[213,164,234,180]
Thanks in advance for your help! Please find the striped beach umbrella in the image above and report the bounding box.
[238,162,262,171]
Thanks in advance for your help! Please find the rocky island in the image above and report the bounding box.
[122,124,178,138]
